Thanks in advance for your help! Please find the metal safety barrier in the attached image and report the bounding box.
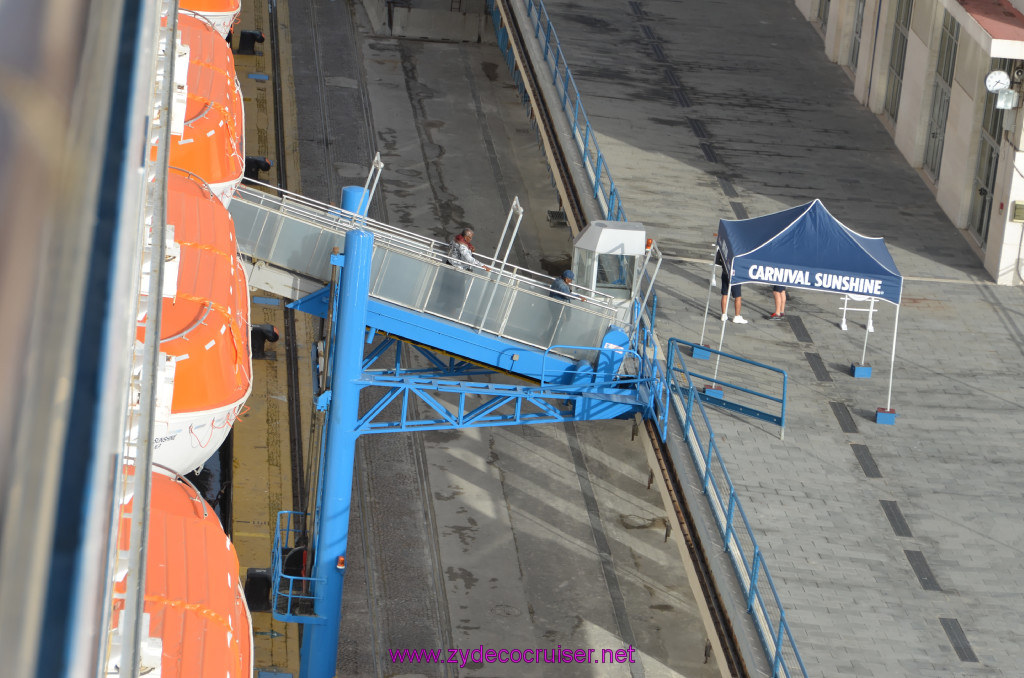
[663,339,807,678]
[271,511,324,623]
[522,0,627,221]
[488,0,627,222]
[671,339,788,438]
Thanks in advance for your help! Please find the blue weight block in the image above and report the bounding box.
[703,386,723,399]
[875,408,897,425]
[850,363,872,379]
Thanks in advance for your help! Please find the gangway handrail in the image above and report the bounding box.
[364,233,619,317]
[233,180,618,306]
[231,188,630,355]
[662,339,808,678]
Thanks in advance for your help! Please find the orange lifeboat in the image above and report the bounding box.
[140,171,251,475]
[179,12,245,151]
[162,13,244,205]
[109,472,253,677]
[179,1,241,40]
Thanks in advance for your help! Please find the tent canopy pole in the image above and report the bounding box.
[886,303,900,411]
[860,309,871,365]
[713,285,730,383]
[698,250,719,346]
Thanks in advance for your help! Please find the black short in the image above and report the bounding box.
[721,278,741,297]
[772,285,786,293]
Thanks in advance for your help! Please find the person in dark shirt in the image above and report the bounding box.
[549,270,583,302]
[546,270,583,343]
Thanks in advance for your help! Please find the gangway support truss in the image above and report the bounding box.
[352,370,643,433]
[285,230,650,678]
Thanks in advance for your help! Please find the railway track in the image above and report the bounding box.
[267,2,455,675]
[643,418,747,677]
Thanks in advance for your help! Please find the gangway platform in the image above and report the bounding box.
[229,181,648,386]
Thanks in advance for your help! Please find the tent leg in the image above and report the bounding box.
[885,304,900,411]
[698,255,718,346]
[860,317,870,366]
[712,287,730,384]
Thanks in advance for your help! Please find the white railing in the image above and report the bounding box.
[230,182,624,351]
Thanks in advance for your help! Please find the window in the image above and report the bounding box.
[883,0,914,122]
[968,59,1009,246]
[818,0,831,26]
[850,0,866,69]
[923,11,960,180]
[596,253,635,291]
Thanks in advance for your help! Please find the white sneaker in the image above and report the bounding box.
[721,313,728,322]
[732,315,748,324]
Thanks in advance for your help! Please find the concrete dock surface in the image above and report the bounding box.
[536,0,1024,676]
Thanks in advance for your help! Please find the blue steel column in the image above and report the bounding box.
[341,185,369,215]
[300,230,373,678]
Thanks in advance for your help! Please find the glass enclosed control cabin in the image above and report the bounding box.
[571,220,652,321]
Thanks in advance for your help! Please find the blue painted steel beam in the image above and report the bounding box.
[364,298,579,382]
[696,394,783,427]
[362,338,492,379]
[300,230,373,678]
[353,375,643,433]
[292,291,584,383]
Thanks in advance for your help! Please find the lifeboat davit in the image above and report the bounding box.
[109,473,253,676]
[140,171,251,475]
[179,1,241,40]
[163,13,244,205]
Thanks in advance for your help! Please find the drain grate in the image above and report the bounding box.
[787,315,813,343]
[939,618,979,662]
[828,401,858,433]
[717,176,738,198]
[546,210,568,228]
[851,444,881,478]
[672,87,691,108]
[905,550,942,591]
[688,117,708,138]
[699,142,719,163]
[651,42,666,61]
[804,352,832,382]
[880,500,912,537]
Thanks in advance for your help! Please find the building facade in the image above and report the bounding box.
[795,0,1024,285]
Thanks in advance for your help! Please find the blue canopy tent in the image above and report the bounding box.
[700,199,904,418]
